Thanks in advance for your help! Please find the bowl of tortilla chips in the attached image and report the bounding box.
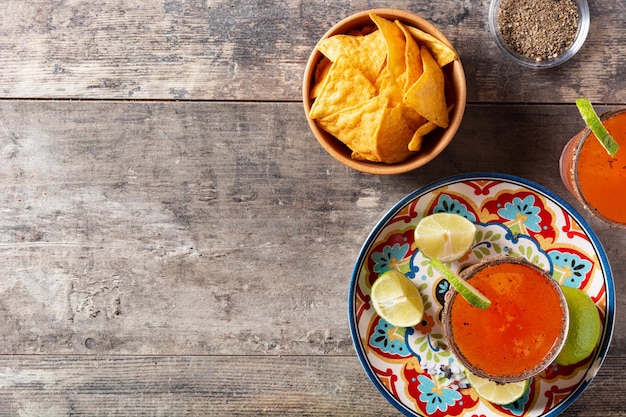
[303,9,466,175]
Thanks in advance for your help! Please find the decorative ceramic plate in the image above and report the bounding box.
[349,173,614,417]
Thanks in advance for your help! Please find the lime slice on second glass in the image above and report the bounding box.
[576,98,619,157]
[414,212,476,262]
[370,269,424,327]
[466,371,529,405]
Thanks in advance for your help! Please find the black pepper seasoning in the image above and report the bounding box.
[497,0,579,62]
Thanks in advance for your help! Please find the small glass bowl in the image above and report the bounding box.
[488,0,590,69]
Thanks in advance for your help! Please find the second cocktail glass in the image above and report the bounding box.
[559,107,626,228]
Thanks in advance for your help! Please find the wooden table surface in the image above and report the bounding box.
[1,1,625,416]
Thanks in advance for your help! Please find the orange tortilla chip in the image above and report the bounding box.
[401,105,428,131]
[379,70,427,130]
[316,29,387,84]
[370,13,406,82]
[375,104,414,163]
[317,95,388,162]
[406,26,457,67]
[311,57,332,99]
[408,120,438,151]
[351,151,368,161]
[404,45,449,128]
[378,70,404,107]
[309,56,377,120]
[396,21,423,91]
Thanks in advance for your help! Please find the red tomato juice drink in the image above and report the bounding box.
[560,108,626,227]
[443,257,569,383]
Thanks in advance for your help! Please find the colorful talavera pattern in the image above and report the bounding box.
[350,175,613,417]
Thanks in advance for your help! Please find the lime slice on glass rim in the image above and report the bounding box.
[576,98,619,157]
[430,258,491,309]
[466,371,529,405]
[370,269,424,327]
[414,212,477,263]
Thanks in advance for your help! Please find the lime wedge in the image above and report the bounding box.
[370,269,424,327]
[430,258,491,309]
[466,371,529,405]
[414,213,476,263]
[576,98,619,157]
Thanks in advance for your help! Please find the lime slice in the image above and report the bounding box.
[414,213,476,262]
[466,371,529,405]
[430,258,491,309]
[370,269,424,327]
[555,286,602,366]
[576,98,619,157]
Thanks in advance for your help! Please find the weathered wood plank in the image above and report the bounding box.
[0,355,622,416]
[1,0,626,102]
[0,101,624,358]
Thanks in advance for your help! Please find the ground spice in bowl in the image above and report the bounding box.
[499,0,578,60]
[489,0,589,68]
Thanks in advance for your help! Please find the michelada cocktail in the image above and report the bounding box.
[443,257,569,383]
[560,104,626,227]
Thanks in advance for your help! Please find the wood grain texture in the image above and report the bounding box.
[2,101,625,355]
[0,355,623,416]
[0,0,626,102]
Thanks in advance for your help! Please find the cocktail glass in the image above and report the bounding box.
[442,256,569,383]
[559,107,626,228]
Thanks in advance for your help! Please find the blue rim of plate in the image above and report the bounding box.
[348,172,615,417]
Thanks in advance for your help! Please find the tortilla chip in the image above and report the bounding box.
[351,152,365,161]
[311,57,332,99]
[401,105,427,131]
[317,95,388,162]
[396,21,423,91]
[370,13,406,82]
[309,56,377,120]
[375,104,414,163]
[316,29,387,84]
[378,70,426,130]
[378,69,404,107]
[408,120,438,151]
[406,26,457,67]
[404,45,449,128]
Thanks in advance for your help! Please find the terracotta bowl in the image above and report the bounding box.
[302,8,466,175]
